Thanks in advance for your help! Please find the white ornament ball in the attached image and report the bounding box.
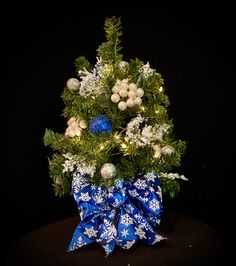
[118,101,127,111]
[128,83,137,91]
[79,119,88,129]
[112,85,120,94]
[136,88,144,97]
[67,78,80,91]
[126,98,135,108]
[111,93,120,103]
[128,90,136,99]
[134,97,142,106]
[101,163,117,179]
[119,88,128,98]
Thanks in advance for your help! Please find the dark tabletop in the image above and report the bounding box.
[5,213,227,266]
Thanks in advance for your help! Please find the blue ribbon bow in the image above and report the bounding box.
[68,172,166,256]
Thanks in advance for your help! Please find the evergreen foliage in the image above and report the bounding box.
[44,17,187,198]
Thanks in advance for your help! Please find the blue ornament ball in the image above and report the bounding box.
[89,115,112,134]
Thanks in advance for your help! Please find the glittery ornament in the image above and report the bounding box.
[126,98,135,107]
[112,85,120,94]
[118,101,127,111]
[100,163,117,179]
[128,90,136,99]
[89,115,112,134]
[67,78,80,91]
[136,88,144,97]
[119,88,128,98]
[128,83,137,91]
[134,97,142,106]
[79,119,88,129]
[111,93,120,103]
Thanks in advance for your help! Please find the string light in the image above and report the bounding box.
[155,109,159,114]
[121,143,127,149]
[159,86,163,92]
[100,144,104,150]
[140,106,145,112]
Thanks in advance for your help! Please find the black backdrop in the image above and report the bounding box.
[4,7,235,257]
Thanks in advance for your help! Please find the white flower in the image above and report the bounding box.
[84,226,98,238]
[149,199,160,211]
[121,213,134,226]
[79,192,91,202]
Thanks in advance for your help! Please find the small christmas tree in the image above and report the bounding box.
[44,17,187,256]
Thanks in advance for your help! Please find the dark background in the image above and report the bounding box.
[4,6,235,258]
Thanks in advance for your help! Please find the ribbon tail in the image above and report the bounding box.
[96,210,117,256]
[68,218,99,252]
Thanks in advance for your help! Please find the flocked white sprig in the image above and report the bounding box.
[125,115,171,148]
[62,153,96,176]
[159,172,188,181]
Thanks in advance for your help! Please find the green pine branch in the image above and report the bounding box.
[97,16,123,64]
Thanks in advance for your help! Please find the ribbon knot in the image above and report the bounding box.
[68,171,166,256]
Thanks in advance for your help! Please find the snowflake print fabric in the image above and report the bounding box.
[68,172,166,256]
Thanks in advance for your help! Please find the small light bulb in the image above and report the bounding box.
[114,134,120,140]
[155,109,159,114]
[140,106,145,112]
[159,86,163,92]
[121,143,127,149]
[100,144,104,150]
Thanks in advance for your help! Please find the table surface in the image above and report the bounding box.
[5,212,227,266]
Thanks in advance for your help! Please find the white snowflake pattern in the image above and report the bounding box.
[121,229,129,238]
[135,227,146,239]
[121,213,134,226]
[72,175,86,192]
[125,204,134,214]
[100,219,117,243]
[103,244,112,256]
[128,189,139,197]
[123,240,136,249]
[145,172,157,182]
[149,187,155,192]
[140,62,155,78]
[84,226,98,238]
[92,193,105,204]
[79,192,91,202]
[139,196,149,202]
[134,179,147,190]
[149,199,160,211]
[76,236,84,247]
[152,234,166,244]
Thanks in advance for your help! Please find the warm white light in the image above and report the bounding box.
[114,134,120,140]
[155,109,159,114]
[100,144,104,150]
[159,86,163,92]
[121,143,127,149]
[140,106,145,112]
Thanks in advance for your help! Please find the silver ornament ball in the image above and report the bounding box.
[67,78,80,91]
[101,163,117,179]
